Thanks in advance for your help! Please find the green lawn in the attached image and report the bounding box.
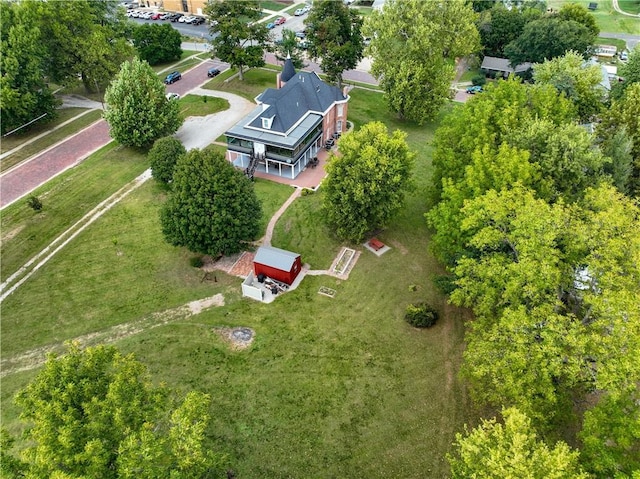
[0,143,149,283]
[0,110,103,173]
[1,63,475,477]
[1,108,88,154]
[596,36,628,50]
[178,94,230,118]
[202,68,278,101]
[547,0,640,34]
[260,0,289,12]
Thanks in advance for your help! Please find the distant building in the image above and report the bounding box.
[480,56,532,79]
[162,0,207,15]
[594,45,617,58]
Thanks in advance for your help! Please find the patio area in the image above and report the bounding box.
[250,147,332,190]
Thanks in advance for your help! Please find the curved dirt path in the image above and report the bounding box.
[612,0,640,16]
[1,294,225,377]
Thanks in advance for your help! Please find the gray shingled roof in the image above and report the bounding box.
[254,246,300,271]
[481,56,531,74]
[281,57,296,83]
[248,72,346,134]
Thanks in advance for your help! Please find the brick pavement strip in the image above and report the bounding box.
[0,120,111,208]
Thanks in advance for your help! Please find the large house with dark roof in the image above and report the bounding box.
[224,58,349,179]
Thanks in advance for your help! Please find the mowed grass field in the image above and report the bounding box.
[1,69,474,477]
[547,0,640,34]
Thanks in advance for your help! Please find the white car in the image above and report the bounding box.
[166,92,180,101]
[139,11,152,19]
[179,15,194,23]
[294,8,305,16]
[302,5,311,13]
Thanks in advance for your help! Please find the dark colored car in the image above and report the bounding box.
[164,71,181,84]
[207,67,221,77]
[191,16,205,25]
[169,13,183,22]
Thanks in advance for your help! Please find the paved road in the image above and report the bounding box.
[0,59,220,209]
[601,32,640,50]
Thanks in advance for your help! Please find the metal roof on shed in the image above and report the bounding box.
[254,246,300,271]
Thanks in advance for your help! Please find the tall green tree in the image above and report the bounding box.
[597,82,640,195]
[305,0,364,89]
[133,23,182,66]
[161,149,262,256]
[505,18,595,66]
[427,79,575,264]
[556,3,599,37]
[273,29,306,70]
[612,44,640,100]
[322,121,415,242]
[11,343,225,478]
[533,51,605,121]
[364,0,479,123]
[0,3,58,135]
[477,3,543,57]
[20,0,133,93]
[205,0,269,81]
[448,407,589,479]
[104,58,182,149]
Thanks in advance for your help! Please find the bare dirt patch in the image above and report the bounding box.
[388,239,409,255]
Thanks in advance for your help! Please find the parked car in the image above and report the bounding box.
[302,5,311,13]
[620,50,629,61]
[294,8,305,16]
[151,12,162,20]
[159,12,171,20]
[466,85,483,94]
[139,11,152,20]
[297,40,309,49]
[169,13,183,22]
[266,22,276,29]
[179,15,194,23]
[275,16,286,25]
[164,71,181,84]
[166,92,180,100]
[207,67,221,77]
[295,31,305,38]
[191,16,205,25]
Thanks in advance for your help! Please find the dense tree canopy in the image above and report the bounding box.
[364,0,479,123]
[161,149,262,256]
[556,2,599,37]
[477,2,543,57]
[533,51,605,121]
[20,0,134,93]
[104,58,182,149]
[305,0,364,89]
[149,136,187,186]
[205,0,268,81]
[427,78,576,264]
[613,44,640,99]
[7,343,225,478]
[449,407,588,479]
[505,17,596,66]
[597,82,640,195]
[0,2,58,135]
[322,121,415,242]
[133,23,182,65]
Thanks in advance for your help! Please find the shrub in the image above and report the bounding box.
[404,302,438,328]
[27,195,43,211]
[148,136,186,186]
[471,74,486,86]
[189,256,204,268]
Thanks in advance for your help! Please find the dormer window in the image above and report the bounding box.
[262,116,275,129]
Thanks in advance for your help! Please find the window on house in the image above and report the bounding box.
[337,120,343,132]
[261,116,274,129]
[337,104,344,116]
[181,0,188,12]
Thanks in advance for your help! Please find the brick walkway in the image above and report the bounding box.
[0,120,111,208]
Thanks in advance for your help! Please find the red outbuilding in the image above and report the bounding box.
[253,246,302,286]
